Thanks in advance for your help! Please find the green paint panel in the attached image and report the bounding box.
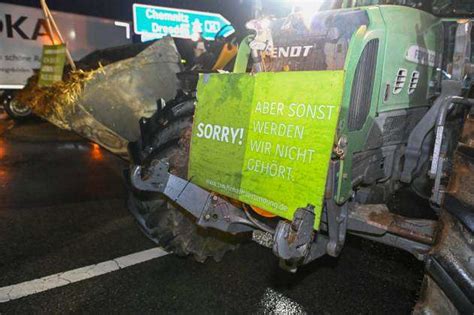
[334,6,443,204]
[189,71,345,229]
[38,44,66,87]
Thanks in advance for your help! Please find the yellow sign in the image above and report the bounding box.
[38,44,66,87]
[189,71,345,229]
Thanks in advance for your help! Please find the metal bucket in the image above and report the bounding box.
[31,38,182,158]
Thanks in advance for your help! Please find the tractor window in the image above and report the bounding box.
[263,10,369,72]
[431,0,474,16]
[353,0,425,9]
[262,0,344,18]
[352,0,474,16]
[442,21,474,68]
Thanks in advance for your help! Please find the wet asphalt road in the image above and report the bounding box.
[0,118,425,314]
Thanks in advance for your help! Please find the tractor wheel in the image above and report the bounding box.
[413,210,473,314]
[127,110,240,263]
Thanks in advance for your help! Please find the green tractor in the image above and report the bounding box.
[128,1,473,313]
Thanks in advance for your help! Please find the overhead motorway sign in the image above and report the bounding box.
[133,4,235,41]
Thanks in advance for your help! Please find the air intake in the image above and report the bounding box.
[408,71,420,94]
[393,68,407,94]
[348,39,379,131]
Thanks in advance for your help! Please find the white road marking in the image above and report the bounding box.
[0,85,25,89]
[0,247,168,303]
[259,288,306,314]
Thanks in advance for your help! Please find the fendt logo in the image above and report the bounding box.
[270,45,314,58]
[0,14,50,40]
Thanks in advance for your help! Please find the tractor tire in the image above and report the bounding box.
[127,108,240,263]
[414,113,474,314]
[413,210,473,314]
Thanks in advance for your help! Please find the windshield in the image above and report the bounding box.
[260,0,344,18]
[431,0,474,16]
[257,0,474,19]
[355,0,473,16]
[262,10,369,72]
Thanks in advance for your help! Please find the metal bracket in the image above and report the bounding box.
[346,204,436,260]
[401,90,462,183]
[131,162,440,266]
[402,20,473,184]
[326,200,348,257]
[452,20,472,81]
[273,205,315,262]
[130,161,255,234]
[429,97,474,206]
[272,205,330,272]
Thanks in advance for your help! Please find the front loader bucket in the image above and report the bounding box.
[19,38,182,159]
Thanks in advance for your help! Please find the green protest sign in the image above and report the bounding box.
[189,71,344,229]
[38,44,67,87]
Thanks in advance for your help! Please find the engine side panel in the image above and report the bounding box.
[336,6,443,203]
[377,5,443,111]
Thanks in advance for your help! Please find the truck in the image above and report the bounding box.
[125,1,474,313]
[0,2,131,119]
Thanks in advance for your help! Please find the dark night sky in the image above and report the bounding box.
[1,0,257,34]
